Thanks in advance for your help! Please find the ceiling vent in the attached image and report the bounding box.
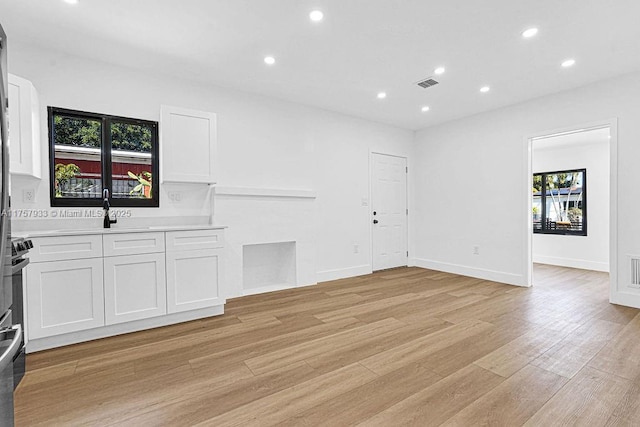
[417,77,439,89]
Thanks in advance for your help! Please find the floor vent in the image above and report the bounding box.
[416,78,439,89]
[631,256,640,287]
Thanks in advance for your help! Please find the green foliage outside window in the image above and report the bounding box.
[54,116,152,153]
[54,163,81,197]
[111,122,152,152]
[53,116,101,148]
[128,171,152,198]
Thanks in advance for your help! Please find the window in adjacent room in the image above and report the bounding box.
[48,107,159,207]
[532,168,586,235]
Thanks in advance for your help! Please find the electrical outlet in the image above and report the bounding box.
[473,245,480,255]
[168,191,182,202]
[353,244,359,254]
[23,189,35,203]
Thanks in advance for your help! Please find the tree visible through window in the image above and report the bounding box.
[48,107,159,207]
[532,169,586,235]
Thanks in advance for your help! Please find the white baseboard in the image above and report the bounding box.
[610,291,640,309]
[242,281,317,297]
[412,258,527,287]
[316,264,372,283]
[243,283,295,296]
[533,255,609,272]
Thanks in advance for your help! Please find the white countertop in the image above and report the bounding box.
[16,224,227,238]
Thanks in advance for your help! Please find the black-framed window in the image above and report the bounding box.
[533,168,586,236]
[48,107,159,207]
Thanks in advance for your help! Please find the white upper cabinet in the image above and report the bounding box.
[160,105,217,184]
[8,74,41,178]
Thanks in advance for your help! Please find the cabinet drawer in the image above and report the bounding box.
[103,232,165,257]
[29,235,103,262]
[166,229,224,252]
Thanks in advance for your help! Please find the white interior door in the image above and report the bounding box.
[372,153,408,271]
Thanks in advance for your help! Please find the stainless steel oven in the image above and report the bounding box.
[10,238,30,390]
[0,21,20,426]
[0,317,21,426]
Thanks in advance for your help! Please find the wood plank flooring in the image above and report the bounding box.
[14,264,640,426]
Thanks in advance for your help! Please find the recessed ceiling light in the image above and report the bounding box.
[63,0,78,4]
[522,27,538,38]
[561,58,576,68]
[421,106,430,112]
[377,92,387,99]
[264,56,276,65]
[310,10,324,22]
[480,86,490,93]
[434,67,445,75]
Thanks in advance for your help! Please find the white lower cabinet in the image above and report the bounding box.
[104,253,167,325]
[26,258,104,339]
[24,227,226,350]
[166,248,223,313]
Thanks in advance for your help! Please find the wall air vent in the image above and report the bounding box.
[417,77,439,89]
[631,256,640,287]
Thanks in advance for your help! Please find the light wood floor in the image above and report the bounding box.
[14,265,640,426]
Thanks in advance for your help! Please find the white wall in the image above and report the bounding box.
[413,69,640,308]
[8,42,414,296]
[532,139,609,271]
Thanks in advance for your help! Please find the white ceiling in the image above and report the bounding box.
[2,0,640,130]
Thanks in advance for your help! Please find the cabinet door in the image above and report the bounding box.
[104,253,166,325]
[8,74,41,178]
[26,259,104,339]
[166,248,223,313]
[160,105,217,183]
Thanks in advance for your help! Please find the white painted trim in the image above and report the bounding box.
[242,281,317,297]
[610,292,640,309]
[525,134,533,287]
[296,281,318,289]
[317,264,372,283]
[533,255,609,272]
[524,119,618,303]
[214,185,316,199]
[26,304,225,353]
[242,284,296,296]
[609,120,619,305]
[413,258,527,287]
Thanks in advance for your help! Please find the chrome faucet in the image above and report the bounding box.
[103,189,117,228]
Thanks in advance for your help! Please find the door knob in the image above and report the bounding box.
[373,219,379,224]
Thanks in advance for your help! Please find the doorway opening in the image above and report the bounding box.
[370,152,408,271]
[526,121,617,302]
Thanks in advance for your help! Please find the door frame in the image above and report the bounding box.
[369,150,410,271]
[524,118,618,300]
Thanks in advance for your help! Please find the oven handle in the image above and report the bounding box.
[0,324,22,371]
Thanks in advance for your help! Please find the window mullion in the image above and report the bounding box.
[541,173,547,232]
[103,117,113,199]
